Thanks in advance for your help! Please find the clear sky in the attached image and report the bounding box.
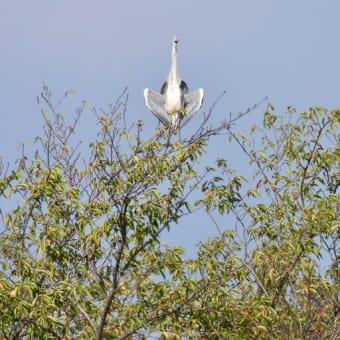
[1,1,339,256]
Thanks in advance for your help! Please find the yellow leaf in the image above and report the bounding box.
[257,325,267,333]
[9,288,17,297]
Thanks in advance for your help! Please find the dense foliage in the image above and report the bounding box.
[0,87,339,339]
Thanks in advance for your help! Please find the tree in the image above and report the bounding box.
[0,86,338,339]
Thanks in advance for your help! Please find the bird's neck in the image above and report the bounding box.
[168,44,180,83]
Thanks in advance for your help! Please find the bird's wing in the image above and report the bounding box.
[144,88,170,125]
[160,81,167,95]
[182,88,204,127]
[180,80,189,95]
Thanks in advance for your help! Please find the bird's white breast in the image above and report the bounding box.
[164,85,182,113]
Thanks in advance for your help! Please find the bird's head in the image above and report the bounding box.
[172,36,179,44]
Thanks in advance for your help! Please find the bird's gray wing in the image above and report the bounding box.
[182,88,204,127]
[160,81,167,95]
[180,80,189,95]
[144,88,171,125]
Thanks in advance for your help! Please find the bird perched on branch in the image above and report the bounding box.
[144,37,204,130]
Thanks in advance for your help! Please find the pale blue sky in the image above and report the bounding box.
[1,1,339,256]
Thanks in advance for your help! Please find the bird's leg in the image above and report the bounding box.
[165,127,172,150]
[177,106,187,142]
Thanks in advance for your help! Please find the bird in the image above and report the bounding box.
[144,37,204,130]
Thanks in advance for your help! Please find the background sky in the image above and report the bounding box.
[1,1,339,257]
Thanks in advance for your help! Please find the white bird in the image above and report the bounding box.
[144,37,204,130]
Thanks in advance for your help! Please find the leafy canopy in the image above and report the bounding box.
[0,87,339,339]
